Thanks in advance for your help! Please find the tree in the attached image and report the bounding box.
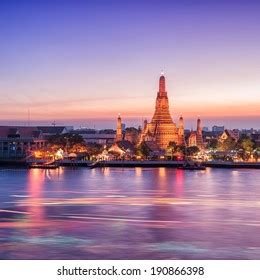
[85,143,103,156]
[236,136,255,161]
[253,150,259,162]
[176,145,186,155]
[166,141,177,159]
[71,143,88,153]
[168,141,177,150]
[237,136,255,153]
[136,142,150,158]
[48,133,86,153]
[186,146,200,156]
[207,138,218,150]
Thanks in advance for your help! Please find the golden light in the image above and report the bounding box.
[34,151,42,158]
[55,148,64,160]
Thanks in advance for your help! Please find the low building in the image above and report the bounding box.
[108,140,135,159]
[37,126,73,137]
[0,126,46,159]
[219,129,239,143]
[74,129,116,145]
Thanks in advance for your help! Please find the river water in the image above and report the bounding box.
[0,167,260,259]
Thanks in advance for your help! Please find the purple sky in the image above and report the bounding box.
[0,0,259,129]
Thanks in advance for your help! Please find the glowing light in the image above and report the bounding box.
[34,151,43,158]
[55,148,64,159]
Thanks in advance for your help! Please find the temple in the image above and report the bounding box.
[115,73,204,151]
[140,73,184,149]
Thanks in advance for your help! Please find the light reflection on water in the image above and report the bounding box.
[0,167,260,259]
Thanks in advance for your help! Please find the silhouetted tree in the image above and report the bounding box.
[207,138,218,150]
[186,146,200,156]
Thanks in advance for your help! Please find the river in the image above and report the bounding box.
[0,167,260,259]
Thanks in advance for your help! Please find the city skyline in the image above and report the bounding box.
[0,0,260,129]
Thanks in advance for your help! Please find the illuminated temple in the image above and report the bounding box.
[115,73,204,150]
[139,73,185,149]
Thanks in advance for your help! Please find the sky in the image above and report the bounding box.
[0,0,259,129]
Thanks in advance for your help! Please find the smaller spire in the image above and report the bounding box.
[116,113,123,142]
[197,117,202,135]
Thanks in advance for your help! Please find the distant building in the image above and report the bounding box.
[74,129,116,145]
[241,128,258,136]
[212,125,225,133]
[232,129,240,140]
[251,133,260,146]
[0,126,46,159]
[37,126,73,137]
[202,131,217,145]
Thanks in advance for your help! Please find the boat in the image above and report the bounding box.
[178,161,206,170]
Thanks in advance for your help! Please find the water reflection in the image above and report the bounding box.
[0,167,260,259]
[175,169,184,198]
[135,167,142,177]
[26,169,46,236]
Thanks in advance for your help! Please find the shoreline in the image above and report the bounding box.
[0,159,260,169]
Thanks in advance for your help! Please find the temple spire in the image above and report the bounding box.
[178,115,185,145]
[159,72,166,93]
[197,116,202,135]
[116,114,123,142]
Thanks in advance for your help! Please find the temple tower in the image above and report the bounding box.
[116,114,123,142]
[145,73,178,149]
[143,119,148,131]
[196,117,203,148]
[178,115,185,145]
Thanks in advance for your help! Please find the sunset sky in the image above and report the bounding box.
[0,0,259,129]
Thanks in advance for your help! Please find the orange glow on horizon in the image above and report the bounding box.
[0,104,259,121]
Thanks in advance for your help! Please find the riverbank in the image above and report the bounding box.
[204,161,260,169]
[85,160,260,169]
[0,159,260,169]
